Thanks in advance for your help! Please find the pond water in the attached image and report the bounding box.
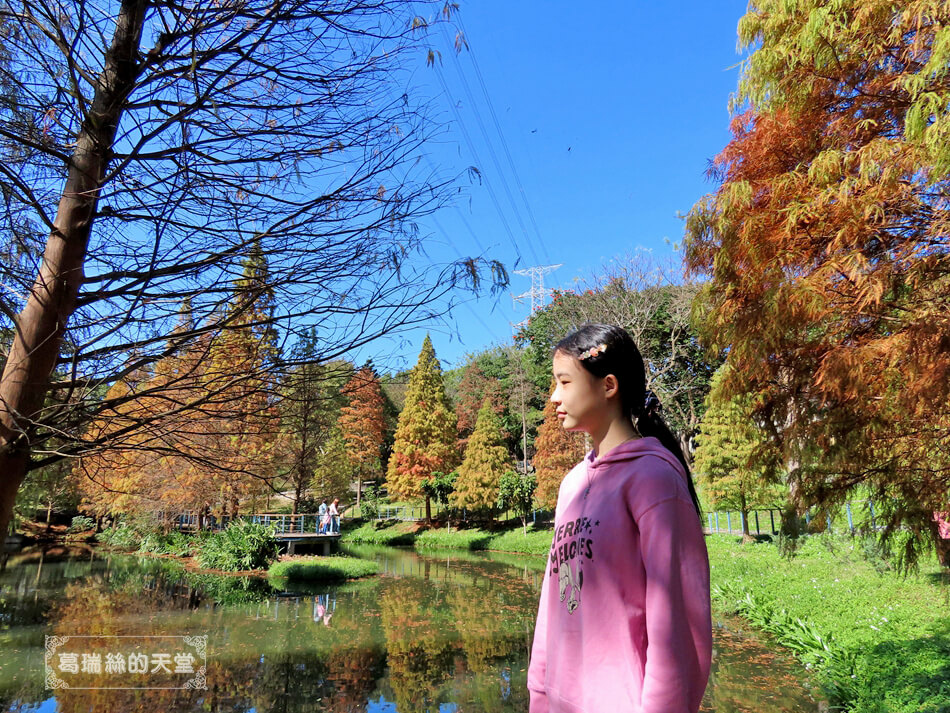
[0,545,822,712]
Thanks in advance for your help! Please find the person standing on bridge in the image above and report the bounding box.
[329,498,341,534]
[318,499,329,534]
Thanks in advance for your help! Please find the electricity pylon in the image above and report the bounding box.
[511,263,562,331]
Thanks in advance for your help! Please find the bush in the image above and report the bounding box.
[359,488,381,520]
[137,530,208,557]
[67,515,96,533]
[96,523,141,550]
[268,555,379,582]
[196,520,279,571]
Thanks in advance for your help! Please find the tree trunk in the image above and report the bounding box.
[0,0,148,540]
[293,482,302,514]
[425,495,431,524]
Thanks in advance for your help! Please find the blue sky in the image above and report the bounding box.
[366,0,751,372]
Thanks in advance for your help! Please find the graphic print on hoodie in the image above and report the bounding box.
[549,515,601,614]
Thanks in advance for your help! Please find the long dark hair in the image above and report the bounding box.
[555,323,702,516]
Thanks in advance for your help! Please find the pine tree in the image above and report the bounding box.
[197,244,282,518]
[533,379,586,509]
[277,328,352,512]
[386,336,458,515]
[692,366,784,539]
[451,399,511,512]
[338,367,386,507]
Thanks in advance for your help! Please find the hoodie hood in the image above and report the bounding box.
[586,436,686,480]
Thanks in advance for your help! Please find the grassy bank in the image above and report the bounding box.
[340,519,552,556]
[268,555,379,582]
[707,534,950,713]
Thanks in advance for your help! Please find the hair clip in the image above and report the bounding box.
[578,343,607,361]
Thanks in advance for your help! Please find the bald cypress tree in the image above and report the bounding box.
[533,379,587,510]
[693,367,784,539]
[683,0,950,563]
[386,336,458,518]
[452,399,511,513]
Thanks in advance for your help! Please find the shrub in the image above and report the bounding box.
[96,524,141,550]
[268,555,379,581]
[196,521,279,571]
[67,515,96,533]
[359,487,381,520]
[136,530,208,557]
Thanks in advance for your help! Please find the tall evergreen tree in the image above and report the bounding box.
[452,399,511,512]
[279,331,352,513]
[693,367,784,539]
[201,244,281,517]
[311,427,353,505]
[386,336,458,516]
[533,380,587,510]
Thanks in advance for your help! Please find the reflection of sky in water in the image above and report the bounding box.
[0,546,820,712]
[365,698,457,713]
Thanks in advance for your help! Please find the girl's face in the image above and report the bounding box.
[551,350,609,434]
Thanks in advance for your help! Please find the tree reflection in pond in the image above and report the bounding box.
[0,547,819,712]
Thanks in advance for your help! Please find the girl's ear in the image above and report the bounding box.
[603,373,620,399]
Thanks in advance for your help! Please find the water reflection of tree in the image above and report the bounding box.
[49,580,255,713]
[380,579,455,713]
[448,586,513,673]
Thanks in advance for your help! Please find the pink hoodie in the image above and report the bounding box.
[528,437,711,713]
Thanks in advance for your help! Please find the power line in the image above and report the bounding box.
[454,12,558,283]
[432,62,525,265]
[438,21,545,268]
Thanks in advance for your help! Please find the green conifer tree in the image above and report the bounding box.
[693,366,783,539]
[386,336,458,514]
[451,398,511,513]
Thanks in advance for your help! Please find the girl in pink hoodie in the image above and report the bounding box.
[528,324,711,713]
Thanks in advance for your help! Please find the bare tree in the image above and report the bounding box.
[0,0,505,536]
[523,252,718,456]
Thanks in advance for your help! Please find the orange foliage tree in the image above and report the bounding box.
[76,246,281,524]
[454,360,507,451]
[532,379,586,510]
[683,0,950,559]
[338,367,386,507]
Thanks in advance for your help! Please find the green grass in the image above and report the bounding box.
[267,555,379,581]
[339,520,417,546]
[707,533,950,713]
[486,525,554,556]
[340,518,554,555]
[414,527,493,550]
